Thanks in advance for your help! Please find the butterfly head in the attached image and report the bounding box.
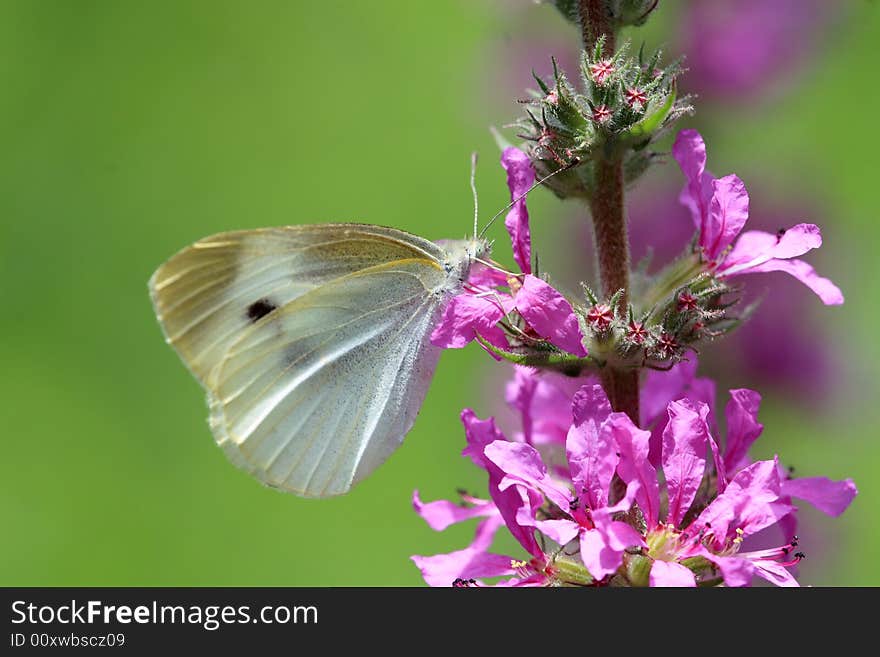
[439,237,491,288]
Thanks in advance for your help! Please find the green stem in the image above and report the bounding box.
[475,334,597,376]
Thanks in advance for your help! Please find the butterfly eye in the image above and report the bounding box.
[246,298,277,323]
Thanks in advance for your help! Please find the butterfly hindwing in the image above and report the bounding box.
[208,260,447,497]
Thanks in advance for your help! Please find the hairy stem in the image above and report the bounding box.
[579,0,639,423]
[591,156,630,308]
[578,0,616,54]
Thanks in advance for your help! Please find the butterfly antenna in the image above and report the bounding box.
[470,152,479,239]
[478,157,580,239]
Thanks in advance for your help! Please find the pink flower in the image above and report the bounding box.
[622,180,841,403]
[430,292,515,357]
[672,129,843,305]
[485,387,648,580]
[458,410,545,559]
[641,359,716,466]
[411,515,520,587]
[501,146,535,275]
[515,275,587,357]
[716,388,858,540]
[634,404,801,587]
[430,147,587,358]
[430,274,587,357]
[410,410,559,587]
[413,371,857,586]
[504,365,582,446]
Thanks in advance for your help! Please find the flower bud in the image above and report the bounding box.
[513,41,691,198]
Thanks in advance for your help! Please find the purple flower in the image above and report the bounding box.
[430,292,514,356]
[635,411,802,587]
[673,129,843,305]
[678,0,835,100]
[412,375,856,586]
[502,146,535,274]
[411,515,519,587]
[430,274,587,357]
[410,410,556,587]
[485,389,648,581]
[515,275,587,357]
[714,388,858,542]
[504,365,583,446]
[622,180,841,402]
[642,359,716,466]
[431,148,587,358]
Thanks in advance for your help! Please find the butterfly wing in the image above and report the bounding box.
[149,224,456,497]
[209,259,450,497]
[149,224,446,387]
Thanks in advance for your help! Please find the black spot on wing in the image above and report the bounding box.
[246,298,277,323]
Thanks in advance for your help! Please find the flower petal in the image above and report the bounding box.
[753,560,800,587]
[607,412,660,529]
[716,224,843,305]
[672,129,714,234]
[728,256,844,306]
[467,261,512,288]
[460,409,504,471]
[485,440,572,512]
[515,275,587,356]
[460,410,544,557]
[723,388,764,473]
[512,369,588,445]
[663,399,711,528]
[430,293,513,350]
[505,366,538,446]
[703,174,749,261]
[706,428,728,495]
[580,516,646,581]
[724,224,823,267]
[641,359,715,467]
[697,549,755,587]
[501,147,536,274]
[411,516,516,586]
[641,359,698,425]
[412,490,497,531]
[650,560,697,587]
[531,518,581,546]
[695,457,793,546]
[566,384,615,509]
[781,476,858,517]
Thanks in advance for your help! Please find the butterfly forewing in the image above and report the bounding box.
[149,224,446,387]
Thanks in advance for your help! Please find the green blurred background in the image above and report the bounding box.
[0,1,876,585]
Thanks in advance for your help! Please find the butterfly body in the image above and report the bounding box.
[149,223,488,498]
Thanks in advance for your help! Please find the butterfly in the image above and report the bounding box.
[149,223,489,498]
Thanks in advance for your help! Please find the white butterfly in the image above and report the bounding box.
[149,223,489,498]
